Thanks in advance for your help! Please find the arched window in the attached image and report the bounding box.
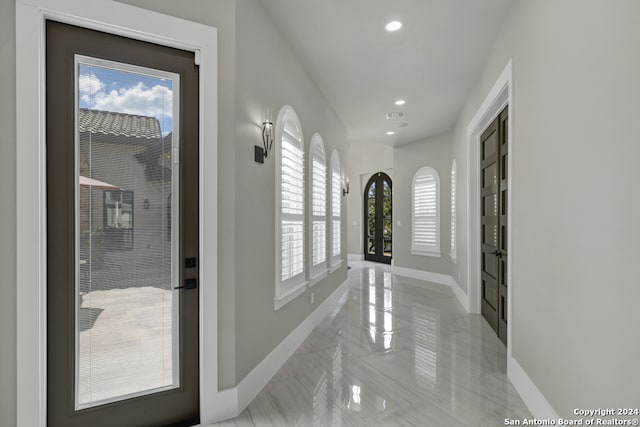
[308,133,327,281]
[450,159,457,261]
[330,150,342,267]
[411,166,440,257]
[275,106,306,308]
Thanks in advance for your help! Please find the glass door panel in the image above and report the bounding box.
[76,56,179,409]
[364,173,392,264]
[367,182,376,256]
[383,180,392,257]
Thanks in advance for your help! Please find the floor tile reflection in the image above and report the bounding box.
[211,261,531,426]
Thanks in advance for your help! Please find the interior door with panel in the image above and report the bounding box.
[480,106,508,345]
[46,21,199,427]
[364,172,392,264]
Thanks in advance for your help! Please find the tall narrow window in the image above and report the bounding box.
[450,159,457,261]
[411,167,440,257]
[309,134,327,281]
[275,106,306,308]
[330,150,342,267]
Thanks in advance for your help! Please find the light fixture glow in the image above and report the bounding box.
[385,21,403,32]
[394,99,406,106]
[385,131,395,135]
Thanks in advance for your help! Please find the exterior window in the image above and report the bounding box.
[411,166,440,257]
[330,150,342,267]
[275,106,307,308]
[309,134,327,281]
[450,159,457,261]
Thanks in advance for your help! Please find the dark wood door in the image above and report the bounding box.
[480,107,508,345]
[364,172,392,264]
[46,21,199,426]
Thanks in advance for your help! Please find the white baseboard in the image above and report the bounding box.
[508,356,559,420]
[391,265,469,312]
[203,279,350,424]
[348,253,363,261]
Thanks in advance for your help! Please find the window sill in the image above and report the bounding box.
[329,260,343,273]
[410,248,441,258]
[308,270,328,288]
[274,281,308,311]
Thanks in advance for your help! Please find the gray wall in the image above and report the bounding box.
[392,132,455,276]
[234,0,348,382]
[0,1,16,425]
[451,0,640,414]
[345,140,393,256]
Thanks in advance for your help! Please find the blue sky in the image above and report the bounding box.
[79,64,173,136]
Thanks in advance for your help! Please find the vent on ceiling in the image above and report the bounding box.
[385,111,406,120]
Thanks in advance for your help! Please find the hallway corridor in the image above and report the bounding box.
[213,261,530,426]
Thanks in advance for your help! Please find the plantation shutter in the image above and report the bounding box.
[331,153,341,262]
[311,141,327,267]
[450,161,457,259]
[280,125,304,282]
[412,168,439,254]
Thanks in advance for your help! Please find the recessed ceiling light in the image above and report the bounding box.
[394,99,406,106]
[385,21,402,32]
[385,131,395,135]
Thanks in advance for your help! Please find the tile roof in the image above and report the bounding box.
[78,108,162,140]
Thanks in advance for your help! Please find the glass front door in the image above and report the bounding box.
[46,21,200,427]
[364,172,392,264]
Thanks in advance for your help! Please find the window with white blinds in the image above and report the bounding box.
[309,134,327,279]
[330,150,342,266]
[411,166,441,257]
[450,159,457,261]
[275,106,306,305]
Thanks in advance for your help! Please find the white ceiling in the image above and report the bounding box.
[258,0,513,147]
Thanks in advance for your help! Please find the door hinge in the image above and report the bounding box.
[194,49,201,66]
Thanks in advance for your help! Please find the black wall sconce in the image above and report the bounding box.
[254,120,274,163]
[143,198,150,209]
[342,177,350,196]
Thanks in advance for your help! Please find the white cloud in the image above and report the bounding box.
[79,73,173,119]
[79,73,105,105]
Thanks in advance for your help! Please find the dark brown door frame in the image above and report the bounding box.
[46,21,200,427]
[363,172,392,264]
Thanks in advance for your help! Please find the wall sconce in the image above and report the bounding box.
[143,198,150,209]
[254,120,274,164]
[342,177,350,196]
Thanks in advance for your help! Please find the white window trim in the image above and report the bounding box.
[274,105,308,309]
[411,166,441,257]
[307,133,328,283]
[329,150,342,267]
[450,159,457,262]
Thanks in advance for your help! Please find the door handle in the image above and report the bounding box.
[491,250,503,258]
[174,278,197,290]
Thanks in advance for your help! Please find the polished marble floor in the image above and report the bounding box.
[212,261,531,426]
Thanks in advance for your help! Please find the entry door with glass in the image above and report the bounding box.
[46,21,199,427]
[364,172,392,264]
